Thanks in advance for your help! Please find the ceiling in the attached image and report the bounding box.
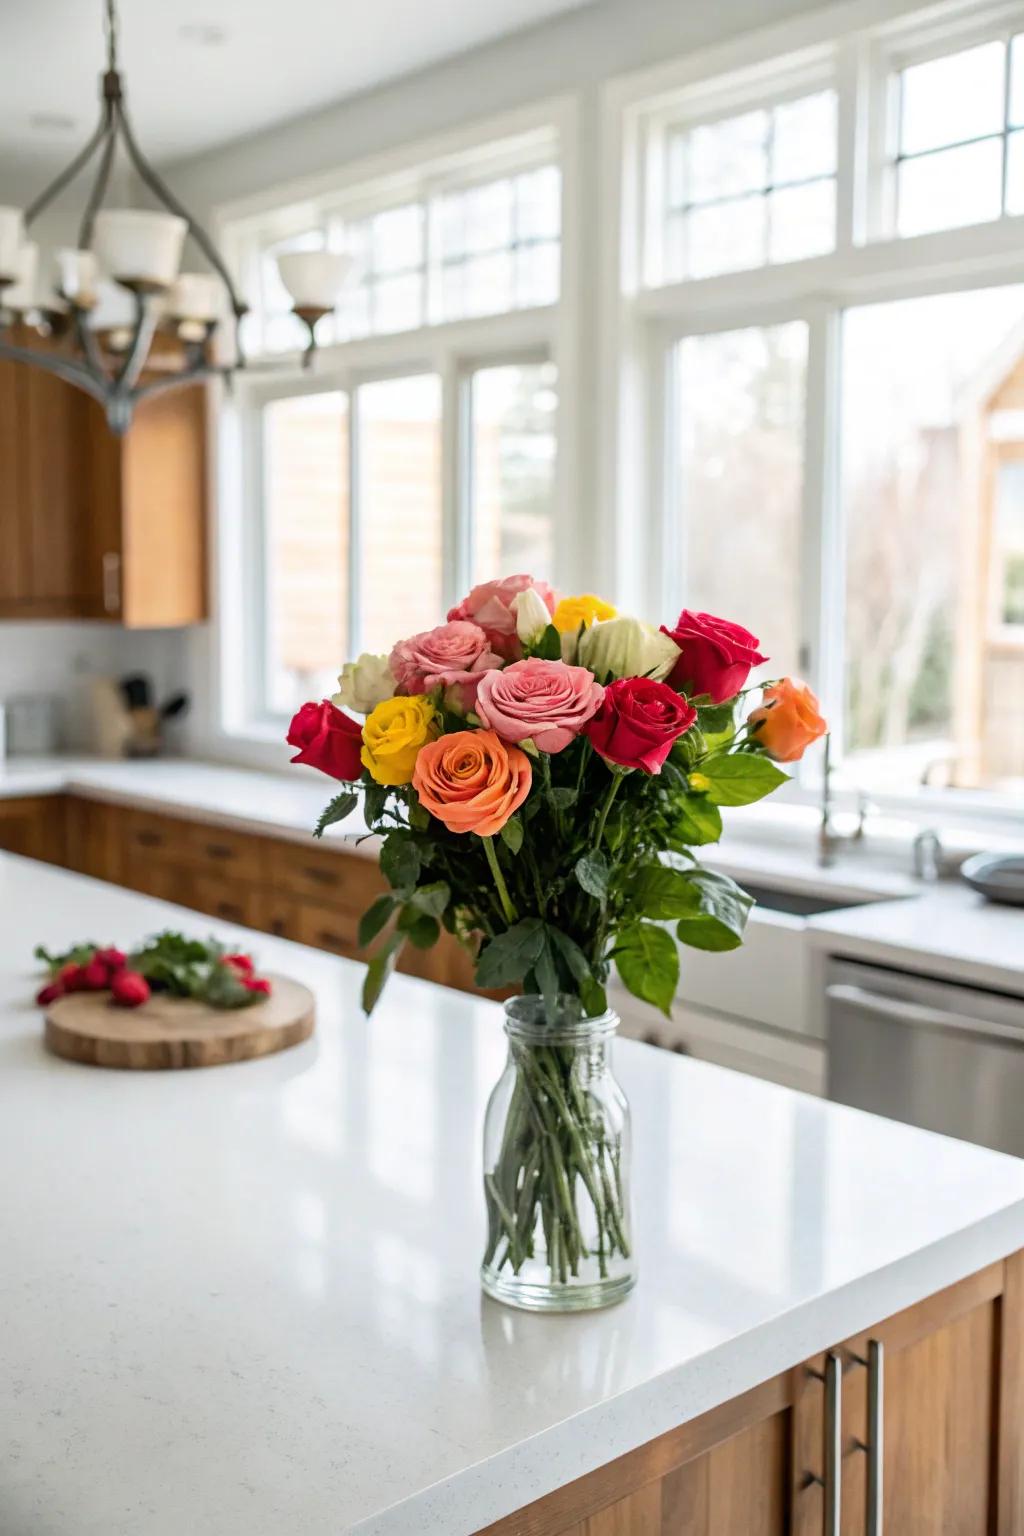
[0,0,593,183]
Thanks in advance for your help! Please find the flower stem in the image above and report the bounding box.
[483,835,518,925]
[593,771,625,851]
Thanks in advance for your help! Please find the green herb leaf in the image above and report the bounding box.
[675,869,753,952]
[358,895,395,949]
[397,908,440,949]
[698,752,789,806]
[408,881,450,918]
[475,917,546,989]
[574,850,609,900]
[536,624,563,661]
[380,832,422,891]
[499,816,524,854]
[624,864,702,919]
[613,922,679,1018]
[670,796,723,847]
[362,933,404,1015]
[313,790,359,839]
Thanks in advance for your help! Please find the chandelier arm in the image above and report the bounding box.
[0,339,112,407]
[73,307,115,388]
[78,110,120,250]
[115,102,247,320]
[130,361,233,408]
[24,109,112,229]
[113,292,160,394]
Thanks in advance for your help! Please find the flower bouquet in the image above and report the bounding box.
[288,575,825,1309]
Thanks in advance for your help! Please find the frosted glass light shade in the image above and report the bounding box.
[55,248,99,308]
[276,251,353,308]
[93,209,187,288]
[0,206,24,282]
[167,272,222,322]
[3,242,39,310]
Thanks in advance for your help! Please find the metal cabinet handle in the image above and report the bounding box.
[827,983,1024,1048]
[304,865,337,885]
[805,1351,842,1534]
[102,551,121,614]
[205,843,233,861]
[862,1340,884,1536]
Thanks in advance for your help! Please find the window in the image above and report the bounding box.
[892,37,1024,237]
[653,89,837,283]
[467,361,558,583]
[433,166,560,321]
[671,324,806,677]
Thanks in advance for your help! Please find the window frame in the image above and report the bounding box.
[608,0,1024,825]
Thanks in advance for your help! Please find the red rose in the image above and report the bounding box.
[586,676,696,774]
[660,610,767,704]
[287,700,363,781]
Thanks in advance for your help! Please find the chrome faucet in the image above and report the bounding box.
[912,828,943,882]
[818,733,869,868]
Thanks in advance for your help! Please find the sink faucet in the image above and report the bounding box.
[818,734,869,868]
[912,828,943,882]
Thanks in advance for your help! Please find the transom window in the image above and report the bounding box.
[893,36,1024,237]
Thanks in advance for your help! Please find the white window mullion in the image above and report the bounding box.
[835,36,868,250]
[800,303,844,763]
[347,385,363,659]
[440,352,465,610]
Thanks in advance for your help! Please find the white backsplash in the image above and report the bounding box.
[0,622,190,752]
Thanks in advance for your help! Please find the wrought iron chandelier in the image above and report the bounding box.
[0,0,352,433]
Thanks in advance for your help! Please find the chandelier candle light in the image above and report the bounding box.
[287,579,827,1312]
[0,0,354,433]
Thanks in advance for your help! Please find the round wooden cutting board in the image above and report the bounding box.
[44,975,315,1070]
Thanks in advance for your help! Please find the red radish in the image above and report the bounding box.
[60,964,91,992]
[36,982,64,1006]
[110,970,150,1008]
[225,952,254,975]
[243,976,271,996]
[94,947,127,973]
[81,958,110,991]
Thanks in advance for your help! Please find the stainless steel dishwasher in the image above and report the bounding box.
[827,958,1024,1157]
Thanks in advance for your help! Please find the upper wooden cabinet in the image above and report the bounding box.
[0,347,207,628]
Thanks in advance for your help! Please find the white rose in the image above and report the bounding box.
[577,616,680,682]
[511,585,553,648]
[333,653,396,715]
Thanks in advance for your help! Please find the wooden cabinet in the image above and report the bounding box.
[0,354,206,627]
[0,794,66,865]
[475,1258,1024,1536]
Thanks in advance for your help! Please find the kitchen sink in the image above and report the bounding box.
[741,881,881,917]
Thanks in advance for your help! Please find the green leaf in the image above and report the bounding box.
[696,701,735,736]
[358,894,395,949]
[675,870,753,952]
[698,751,789,807]
[362,780,389,828]
[499,816,524,854]
[533,932,560,1007]
[613,922,679,1018]
[574,850,609,901]
[624,864,702,920]
[408,799,430,832]
[408,880,450,918]
[313,790,358,838]
[579,975,608,1018]
[670,796,723,847]
[536,624,562,661]
[547,785,578,811]
[546,924,593,987]
[397,908,440,949]
[380,832,422,891]
[475,917,546,989]
[362,933,404,1014]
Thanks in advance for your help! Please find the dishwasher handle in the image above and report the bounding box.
[827,983,1024,1048]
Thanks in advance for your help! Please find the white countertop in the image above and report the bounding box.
[4,855,1024,1536]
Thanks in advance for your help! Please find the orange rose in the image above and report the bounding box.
[412,729,532,836]
[748,678,827,763]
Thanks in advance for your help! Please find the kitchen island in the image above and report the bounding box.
[3,853,1024,1535]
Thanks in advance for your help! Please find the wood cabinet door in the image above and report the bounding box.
[22,365,89,609]
[0,355,29,607]
[65,796,126,885]
[120,384,207,628]
[0,795,66,865]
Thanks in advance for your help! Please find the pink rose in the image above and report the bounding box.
[447,575,556,660]
[389,621,502,709]
[475,658,604,754]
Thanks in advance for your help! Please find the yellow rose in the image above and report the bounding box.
[361,696,439,786]
[552,594,617,634]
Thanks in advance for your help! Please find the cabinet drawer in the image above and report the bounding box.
[123,856,197,909]
[190,872,261,929]
[276,840,383,909]
[122,807,188,862]
[251,889,303,942]
[294,901,362,958]
[182,821,266,882]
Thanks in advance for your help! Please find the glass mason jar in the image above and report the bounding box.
[481,994,636,1312]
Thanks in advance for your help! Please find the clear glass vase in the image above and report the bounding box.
[481,994,636,1312]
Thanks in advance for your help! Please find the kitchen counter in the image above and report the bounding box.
[4,855,1024,1535]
